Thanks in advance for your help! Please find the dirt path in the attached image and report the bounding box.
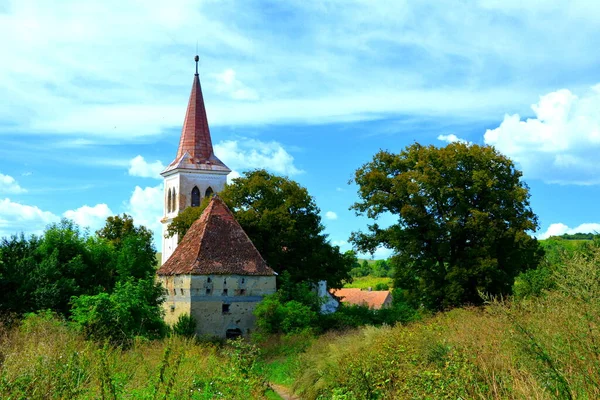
[270,383,300,400]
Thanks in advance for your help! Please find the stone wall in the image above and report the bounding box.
[158,273,277,337]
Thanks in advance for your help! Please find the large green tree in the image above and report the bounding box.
[168,170,353,287]
[351,143,543,310]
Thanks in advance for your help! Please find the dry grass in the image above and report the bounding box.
[0,313,271,399]
[291,249,600,399]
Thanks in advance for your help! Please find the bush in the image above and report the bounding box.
[70,278,167,345]
[172,314,197,338]
[254,295,317,335]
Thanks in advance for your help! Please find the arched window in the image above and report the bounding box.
[205,187,214,198]
[167,188,172,213]
[172,188,177,212]
[191,186,200,207]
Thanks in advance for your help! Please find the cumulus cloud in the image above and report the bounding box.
[538,222,600,240]
[325,211,338,220]
[357,246,394,260]
[63,204,113,231]
[0,198,59,238]
[0,173,27,194]
[125,185,164,248]
[128,155,165,179]
[215,68,259,101]
[437,134,468,144]
[484,85,600,184]
[214,138,303,177]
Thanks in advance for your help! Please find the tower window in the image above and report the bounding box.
[191,186,200,207]
[222,304,230,314]
[172,188,177,211]
[205,187,213,197]
[167,188,172,213]
[222,289,228,296]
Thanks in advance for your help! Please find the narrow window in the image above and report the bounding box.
[206,288,211,295]
[191,186,200,207]
[207,277,212,283]
[222,304,230,314]
[167,188,172,213]
[241,278,245,284]
[222,289,228,296]
[172,188,177,211]
[205,187,213,198]
[240,289,246,295]
[224,279,227,285]
[180,288,184,295]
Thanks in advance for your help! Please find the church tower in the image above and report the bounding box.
[161,56,230,264]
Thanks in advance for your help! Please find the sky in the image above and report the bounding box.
[2,0,600,259]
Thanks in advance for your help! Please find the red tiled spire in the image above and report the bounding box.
[164,56,230,174]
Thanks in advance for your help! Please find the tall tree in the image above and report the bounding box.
[351,143,543,309]
[168,170,353,287]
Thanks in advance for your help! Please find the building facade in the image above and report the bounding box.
[157,57,276,338]
[160,56,230,264]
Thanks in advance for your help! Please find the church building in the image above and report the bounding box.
[157,57,277,338]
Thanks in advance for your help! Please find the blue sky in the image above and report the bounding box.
[2,0,600,259]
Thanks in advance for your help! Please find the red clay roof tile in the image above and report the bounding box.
[329,288,392,310]
[163,66,230,174]
[157,196,275,276]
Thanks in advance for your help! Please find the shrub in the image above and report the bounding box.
[172,314,197,338]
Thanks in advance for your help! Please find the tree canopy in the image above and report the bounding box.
[168,169,353,287]
[0,215,166,343]
[351,143,543,310]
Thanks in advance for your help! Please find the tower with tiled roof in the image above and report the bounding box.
[157,196,277,338]
[160,56,231,265]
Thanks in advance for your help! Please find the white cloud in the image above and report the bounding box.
[125,185,164,249]
[332,239,351,252]
[63,204,113,231]
[437,134,468,144]
[484,85,600,184]
[215,68,259,101]
[538,222,600,240]
[227,170,241,184]
[325,211,338,220]
[0,173,26,194]
[214,138,303,177]
[0,198,59,238]
[128,155,165,179]
[357,245,394,261]
[3,1,600,136]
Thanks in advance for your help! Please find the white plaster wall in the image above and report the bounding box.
[160,169,227,265]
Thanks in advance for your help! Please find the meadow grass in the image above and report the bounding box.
[288,248,600,399]
[343,276,393,290]
[0,314,272,399]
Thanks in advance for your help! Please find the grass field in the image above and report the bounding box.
[343,275,393,290]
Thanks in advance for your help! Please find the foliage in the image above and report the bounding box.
[556,232,597,240]
[1,216,164,344]
[254,295,318,335]
[70,277,167,345]
[351,143,543,310]
[350,259,371,277]
[0,220,117,316]
[168,170,354,287]
[172,313,197,338]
